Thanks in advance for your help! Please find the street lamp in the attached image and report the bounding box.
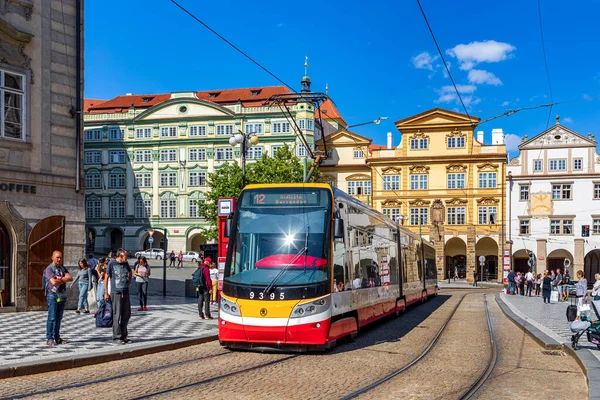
[229,130,259,187]
[148,227,168,297]
[347,116,389,129]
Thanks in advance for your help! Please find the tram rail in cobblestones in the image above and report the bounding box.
[5,350,232,400]
[340,293,469,400]
[130,355,299,399]
[458,294,498,400]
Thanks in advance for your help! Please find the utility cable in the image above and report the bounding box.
[537,0,554,129]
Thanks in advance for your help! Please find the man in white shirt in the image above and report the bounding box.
[352,276,362,290]
[525,270,535,297]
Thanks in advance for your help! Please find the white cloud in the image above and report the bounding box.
[504,133,521,152]
[501,101,510,107]
[412,51,438,71]
[563,117,573,123]
[276,23,285,28]
[468,69,502,86]
[446,40,516,70]
[583,93,593,100]
[435,85,479,105]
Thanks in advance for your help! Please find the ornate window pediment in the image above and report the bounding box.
[346,174,370,181]
[381,199,402,207]
[410,130,429,139]
[477,197,499,205]
[447,129,466,138]
[409,198,430,207]
[445,198,468,206]
[446,164,467,172]
[318,174,336,183]
[477,163,499,171]
[160,191,177,199]
[382,167,401,175]
[409,165,430,174]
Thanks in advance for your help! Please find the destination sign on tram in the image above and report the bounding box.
[251,192,319,206]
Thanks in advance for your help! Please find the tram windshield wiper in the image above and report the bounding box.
[262,245,308,295]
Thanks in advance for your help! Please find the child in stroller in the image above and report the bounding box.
[571,300,600,350]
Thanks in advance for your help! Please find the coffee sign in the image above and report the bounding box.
[0,182,37,194]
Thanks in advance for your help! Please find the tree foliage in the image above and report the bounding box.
[196,145,322,240]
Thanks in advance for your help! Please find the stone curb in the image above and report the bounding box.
[0,334,218,379]
[495,293,600,400]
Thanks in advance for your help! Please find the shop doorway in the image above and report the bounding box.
[0,220,10,307]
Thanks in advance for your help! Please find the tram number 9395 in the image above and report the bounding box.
[249,291,285,300]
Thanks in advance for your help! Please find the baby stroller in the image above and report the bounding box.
[570,300,600,350]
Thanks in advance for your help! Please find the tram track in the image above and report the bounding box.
[341,291,498,400]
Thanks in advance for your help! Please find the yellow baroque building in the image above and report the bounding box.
[368,108,508,281]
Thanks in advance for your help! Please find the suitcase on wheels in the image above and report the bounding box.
[567,304,578,322]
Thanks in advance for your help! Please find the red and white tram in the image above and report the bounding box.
[219,183,437,351]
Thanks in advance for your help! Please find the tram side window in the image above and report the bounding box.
[416,243,423,281]
[333,239,346,291]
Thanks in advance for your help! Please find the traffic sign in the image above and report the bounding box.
[479,255,485,266]
[148,237,154,244]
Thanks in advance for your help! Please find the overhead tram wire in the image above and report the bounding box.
[537,0,554,129]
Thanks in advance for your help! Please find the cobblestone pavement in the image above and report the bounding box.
[0,295,218,368]
[476,296,586,399]
[1,290,586,400]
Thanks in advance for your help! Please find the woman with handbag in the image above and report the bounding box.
[575,270,588,317]
[71,258,93,314]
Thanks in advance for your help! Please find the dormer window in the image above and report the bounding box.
[141,97,153,103]
[250,89,261,96]
[209,92,220,99]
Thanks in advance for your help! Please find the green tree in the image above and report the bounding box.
[196,145,322,239]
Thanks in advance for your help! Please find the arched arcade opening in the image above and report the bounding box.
[445,237,467,279]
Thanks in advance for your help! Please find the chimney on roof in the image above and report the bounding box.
[387,132,393,149]
[477,130,484,144]
[491,128,504,145]
[125,93,133,96]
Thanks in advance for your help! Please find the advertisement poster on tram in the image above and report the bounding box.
[218,256,226,291]
[380,255,390,286]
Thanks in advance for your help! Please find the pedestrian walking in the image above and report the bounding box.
[44,251,73,346]
[554,268,564,301]
[525,269,535,297]
[542,272,552,304]
[134,256,151,311]
[88,253,99,282]
[575,270,587,317]
[535,274,542,296]
[177,251,184,269]
[564,270,571,301]
[192,258,213,319]
[107,250,114,260]
[515,272,523,295]
[472,270,478,287]
[169,250,176,268]
[507,270,516,295]
[453,267,459,281]
[104,249,133,344]
[593,273,600,301]
[71,258,93,314]
[95,259,107,310]
[209,261,218,305]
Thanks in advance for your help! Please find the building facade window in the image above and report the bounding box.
[160,199,177,218]
[110,197,126,219]
[594,184,600,199]
[85,129,101,141]
[383,175,400,191]
[347,181,371,195]
[594,219,600,234]
[159,149,177,162]
[189,125,207,136]
[215,148,233,161]
[246,146,263,159]
[519,219,530,235]
[108,172,125,188]
[447,207,466,225]
[135,150,152,163]
[574,158,583,171]
[245,123,263,134]
[550,219,573,235]
[383,208,400,222]
[520,185,530,200]
[189,199,201,218]
[296,144,307,157]
[549,159,566,171]
[216,124,234,136]
[271,145,283,155]
[135,173,152,188]
[160,172,177,187]
[478,206,497,224]
[353,150,364,158]
[1,70,26,140]
[410,174,428,190]
[552,184,571,200]
[109,150,126,164]
[84,151,101,165]
[189,148,206,161]
[447,173,465,189]
[272,122,291,133]
[410,208,428,225]
[189,171,206,186]
[86,199,102,219]
[134,198,151,218]
[85,173,101,189]
[136,127,152,139]
[109,128,124,140]
[533,159,542,171]
[160,126,177,138]
[447,137,465,148]
[410,138,428,150]
[478,172,497,188]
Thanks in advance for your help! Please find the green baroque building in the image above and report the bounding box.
[83,79,334,257]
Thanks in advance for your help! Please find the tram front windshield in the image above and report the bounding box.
[225,188,331,287]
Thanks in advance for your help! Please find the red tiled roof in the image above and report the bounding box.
[318,99,347,127]
[369,144,394,151]
[85,86,291,114]
[84,98,107,112]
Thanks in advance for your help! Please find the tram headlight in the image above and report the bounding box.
[290,296,331,318]
[220,296,240,316]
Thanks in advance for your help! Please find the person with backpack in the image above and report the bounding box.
[44,250,73,346]
[177,251,184,269]
[192,258,213,320]
[104,249,133,344]
[169,251,176,268]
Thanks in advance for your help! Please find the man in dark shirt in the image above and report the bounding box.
[193,258,213,320]
[507,270,516,295]
[45,251,73,346]
[104,249,132,344]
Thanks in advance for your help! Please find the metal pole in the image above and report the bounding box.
[508,175,512,271]
[163,229,167,297]
[241,137,246,188]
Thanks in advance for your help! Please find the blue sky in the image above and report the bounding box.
[85,0,600,157]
